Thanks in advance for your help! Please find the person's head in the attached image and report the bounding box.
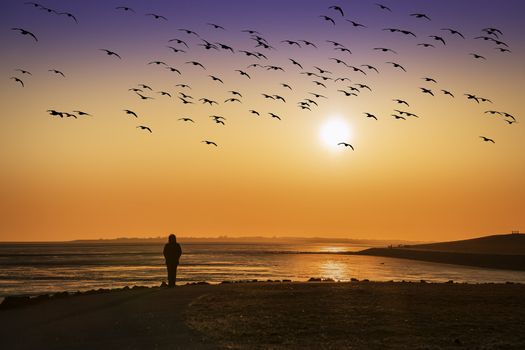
[168,234,176,243]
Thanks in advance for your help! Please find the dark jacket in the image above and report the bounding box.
[163,242,182,265]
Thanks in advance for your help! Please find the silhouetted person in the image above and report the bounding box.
[163,234,182,287]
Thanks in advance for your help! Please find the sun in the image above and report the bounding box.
[320,117,351,149]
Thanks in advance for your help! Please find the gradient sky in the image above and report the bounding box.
[0,0,524,241]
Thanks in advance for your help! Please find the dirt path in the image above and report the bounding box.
[0,285,218,350]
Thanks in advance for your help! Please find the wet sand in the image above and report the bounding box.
[1,282,525,349]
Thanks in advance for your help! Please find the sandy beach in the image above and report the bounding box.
[1,281,525,349]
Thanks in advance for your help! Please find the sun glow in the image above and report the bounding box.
[320,117,351,149]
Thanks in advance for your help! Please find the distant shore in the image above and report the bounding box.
[354,247,525,271]
[1,281,525,349]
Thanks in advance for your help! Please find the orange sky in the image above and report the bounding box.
[0,0,524,241]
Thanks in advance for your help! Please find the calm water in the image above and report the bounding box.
[1,242,525,297]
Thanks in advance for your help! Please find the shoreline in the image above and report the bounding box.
[2,278,522,310]
[1,281,524,349]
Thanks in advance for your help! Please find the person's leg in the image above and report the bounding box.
[167,264,175,287]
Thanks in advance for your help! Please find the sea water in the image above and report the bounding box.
[1,241,525,297]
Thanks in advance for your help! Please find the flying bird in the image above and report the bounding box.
[15,69,32,75]
[158,91,172,97]
[269,113,281,120]
[207,23,225,30]
[209,75,224,83]
[386,62,406,72]
[136,92,153,100]
[441,28,465,39]
[137,125,152,133]
[178,118,194,123]
[229,90,242,97]
[298,40,317,48]
[202,140,218,146]
[235,70,251,78]
[420,87,434,96]
[10,77,24,86]
[364,113,378,120]
[168,38,189,47]
[376,3,392,11]
[73,110,91,116]
[422,77,437,83]
[346,20,367,28]
[123,110,138,118]
[249,110,260,116]
[470,53,486,60]
[417,43,435,48]
[49,69,65,77]
[146,13,167,20]
[166,66,181,74]
[319,15,336,25]
[185,61,206,69]
[179,28,199,36]
[100,49,121,59]
[429,35,446,45]
[393,99,409,106]
[116,6,135,12]
[328,5,344,16]
[410,13,430,20]
[138,84,152,90]
[374,47,397,54]
[479,136,495,143]
[167,46,186,53]
[11,28,38,41]
[337,142,354,150]
[58,12,78,23]
[441,90,454,97]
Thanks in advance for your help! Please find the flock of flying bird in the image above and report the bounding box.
[8,2,519,149]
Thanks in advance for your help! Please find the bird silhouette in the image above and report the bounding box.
[392,114,406,120]
[158,91,172,97]
[429,35,446,45]
[73,110,91,116]
[176,84,191,89]
[501,112,515,121]
[281,40,301,47]
[346,20,367,28]
[495,47,511,53]
[168,38,189,47]
[167,46,186,53]
[229,91,242,97]
[298,40,317,48]
[100,49,121,59]
[441,28,465,39]
[417,43,435,48]
[281,83,292,90]
[386,62,406,72]
[422,77,437,83]
[420,88,434,96]
[269,113,281,120]
[319,15,336,25]
[225,98,241,103]
[58,12,78,23]
[137,125,152,133]
[374,47,397,54]
[479,136,495,143]
[465,94,480,103]
[393,99,409,106]
[166,66,181,74]
[410,13,430,20]
[361,65,379,73]
[364,113,378,120]
[47,109,63,118]
[207,23,225,30]
[376,3,392,11]
[178,117,194,123]
[202,140,218,146]
[470,53,486,60]
[138,84,152,90]
[328,5,344,16]
[235,70,251,79]
[185,61,206,69]
[179,97,193,104]
[146,13,167,20]
[484,110,501,115]
[49,69,65,77]
[200,98,218,105]
[337,142,354,150]
[123,110,138,118]
[338,90,357,97]
[136,92,153,100]
[249,110,260,116]
[15,69,32,75]
[179,28,199,36]
[116,6,135,12]
[11,28,38,41]
[10,77,24,87]
[209,75,224,83]
[441,90,454,97]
